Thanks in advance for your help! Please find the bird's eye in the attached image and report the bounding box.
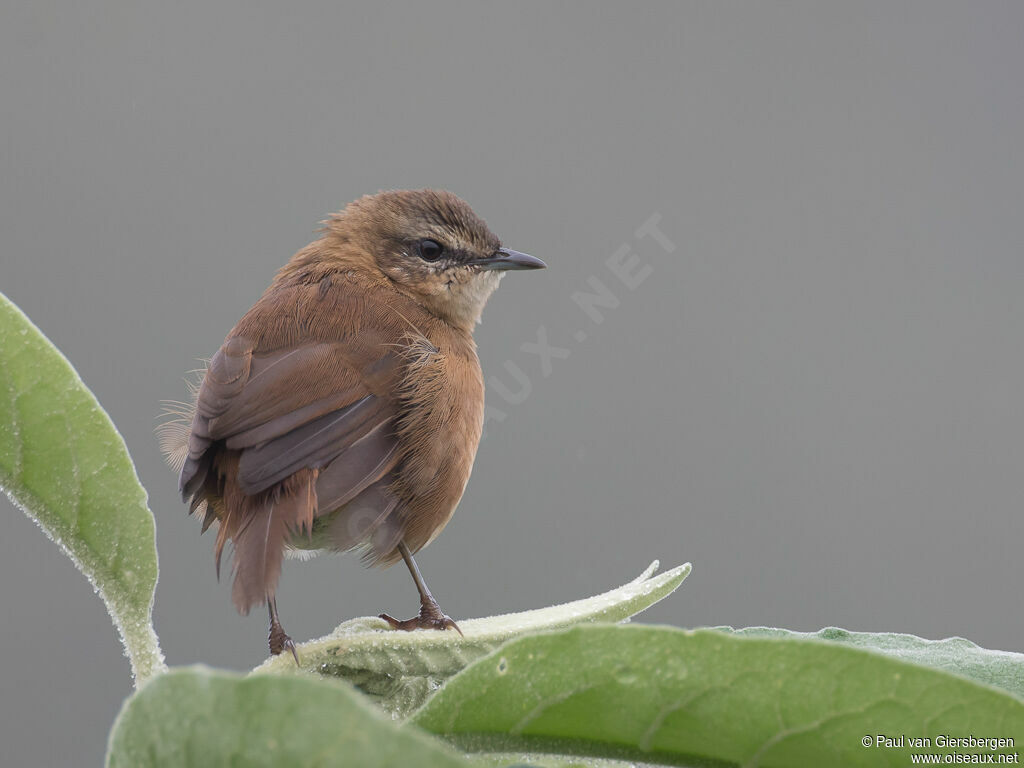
[417,239,444,262]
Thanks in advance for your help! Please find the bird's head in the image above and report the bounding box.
[320,189,545,330]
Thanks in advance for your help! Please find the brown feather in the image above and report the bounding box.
[170,189,518,617]
[325,478,399,552]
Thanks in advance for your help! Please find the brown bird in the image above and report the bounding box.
[160,189,545,660]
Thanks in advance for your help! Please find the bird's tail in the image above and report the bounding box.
[216,462,317,615]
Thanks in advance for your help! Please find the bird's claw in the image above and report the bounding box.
[283,637,300,665]
[270,623,300,664]
[379,605,463,636]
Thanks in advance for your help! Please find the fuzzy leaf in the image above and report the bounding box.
[106,666,468,767]
[0,292,164,684]
[253,560,690,718]
[723,626,1024,701]
[414,625,1024,767]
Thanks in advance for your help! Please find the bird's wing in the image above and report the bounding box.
[176,277,431,613]
[179,281,413,507]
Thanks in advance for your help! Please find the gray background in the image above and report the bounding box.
[2,2,1022,766]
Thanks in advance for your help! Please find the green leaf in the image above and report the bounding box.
[106,666,469,768]
[414,625,1024,767]
[721,626,1024,701]
[0,292,164,684]
[253,560,690,718]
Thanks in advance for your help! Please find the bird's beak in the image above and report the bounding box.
[469,248,547,271]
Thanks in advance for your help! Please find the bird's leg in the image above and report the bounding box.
[268,595,299,663]
[379,542,463,635]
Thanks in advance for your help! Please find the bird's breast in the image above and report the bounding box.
[390,332,485,550]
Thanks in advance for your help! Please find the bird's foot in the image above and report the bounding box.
[269,622,300,664]
[379,600,463,636]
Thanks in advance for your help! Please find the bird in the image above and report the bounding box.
[159,189,545,661]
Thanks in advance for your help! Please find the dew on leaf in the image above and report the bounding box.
[613,664,638,685]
